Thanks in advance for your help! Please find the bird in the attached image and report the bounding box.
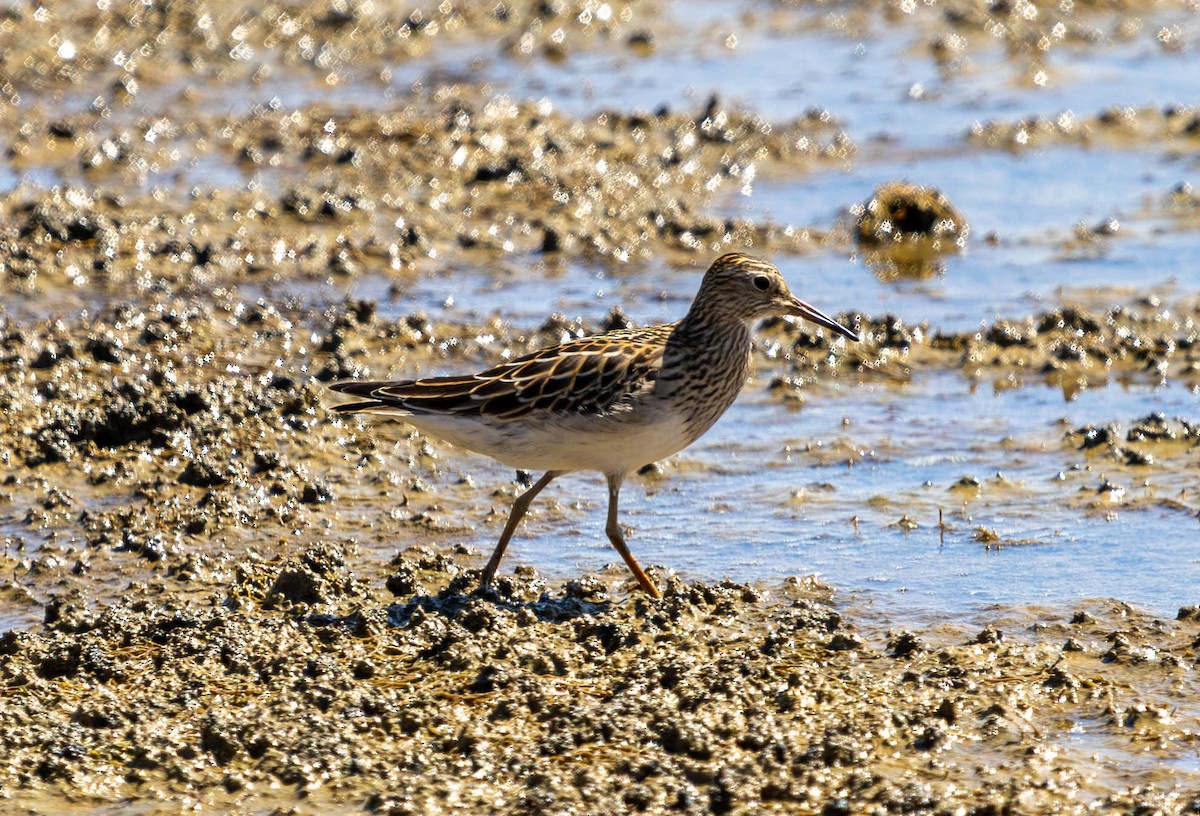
[329,253,859,598]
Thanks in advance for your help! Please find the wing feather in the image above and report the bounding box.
[329,323,675,420]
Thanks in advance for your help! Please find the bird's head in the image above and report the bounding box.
[693,253,860,341]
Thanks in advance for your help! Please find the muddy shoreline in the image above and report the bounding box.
[2,241,1197,813]
[3,0,1200,813]
[2,547,1199,815]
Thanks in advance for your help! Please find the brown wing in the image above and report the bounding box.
[329,323,675,420]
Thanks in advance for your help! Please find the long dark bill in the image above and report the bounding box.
[786,296,860,342]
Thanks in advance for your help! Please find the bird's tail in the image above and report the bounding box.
[328,400,388,414]
[327,380,416,415]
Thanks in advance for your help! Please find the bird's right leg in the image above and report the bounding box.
[604,473,662,598]
[478,470,560,591]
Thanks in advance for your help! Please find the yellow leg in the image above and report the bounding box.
[478,471,559,590]
[604,473,661,598]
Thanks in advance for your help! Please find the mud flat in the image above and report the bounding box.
[2,286,1198,814]
[3,0,1200,813]
[1,547,1199,815]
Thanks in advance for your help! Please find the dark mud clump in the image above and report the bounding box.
[852,182,967,279]
[969,104,1200,151]
[2,549,1198,814]
[854,181,967,248]
[1068,413,1199,466]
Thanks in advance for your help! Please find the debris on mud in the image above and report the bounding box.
[852,182,968,279]
[2,549,1198,814]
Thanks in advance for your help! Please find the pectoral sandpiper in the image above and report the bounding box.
[330,253,858,597]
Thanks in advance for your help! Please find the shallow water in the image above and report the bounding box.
[266,198,1198,338]
[397,1,1200,133]
[409,370,1198,624]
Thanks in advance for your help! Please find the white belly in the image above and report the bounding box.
[402,409,698,474]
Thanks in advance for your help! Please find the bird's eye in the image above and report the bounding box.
[752,275,771,292]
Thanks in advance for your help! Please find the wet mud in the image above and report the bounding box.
[3,549,1200,815]
[2,0,1199,813]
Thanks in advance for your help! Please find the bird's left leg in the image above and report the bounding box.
[478,470,560,591]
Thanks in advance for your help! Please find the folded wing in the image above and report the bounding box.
[329,324,674,421]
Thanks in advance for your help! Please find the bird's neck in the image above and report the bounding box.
[665,310,755,384]
[676,306,753,346]
[657,312,754,440]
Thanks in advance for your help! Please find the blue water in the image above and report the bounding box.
[420,371,1198,623]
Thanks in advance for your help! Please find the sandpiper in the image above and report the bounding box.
[330,253,858,597]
